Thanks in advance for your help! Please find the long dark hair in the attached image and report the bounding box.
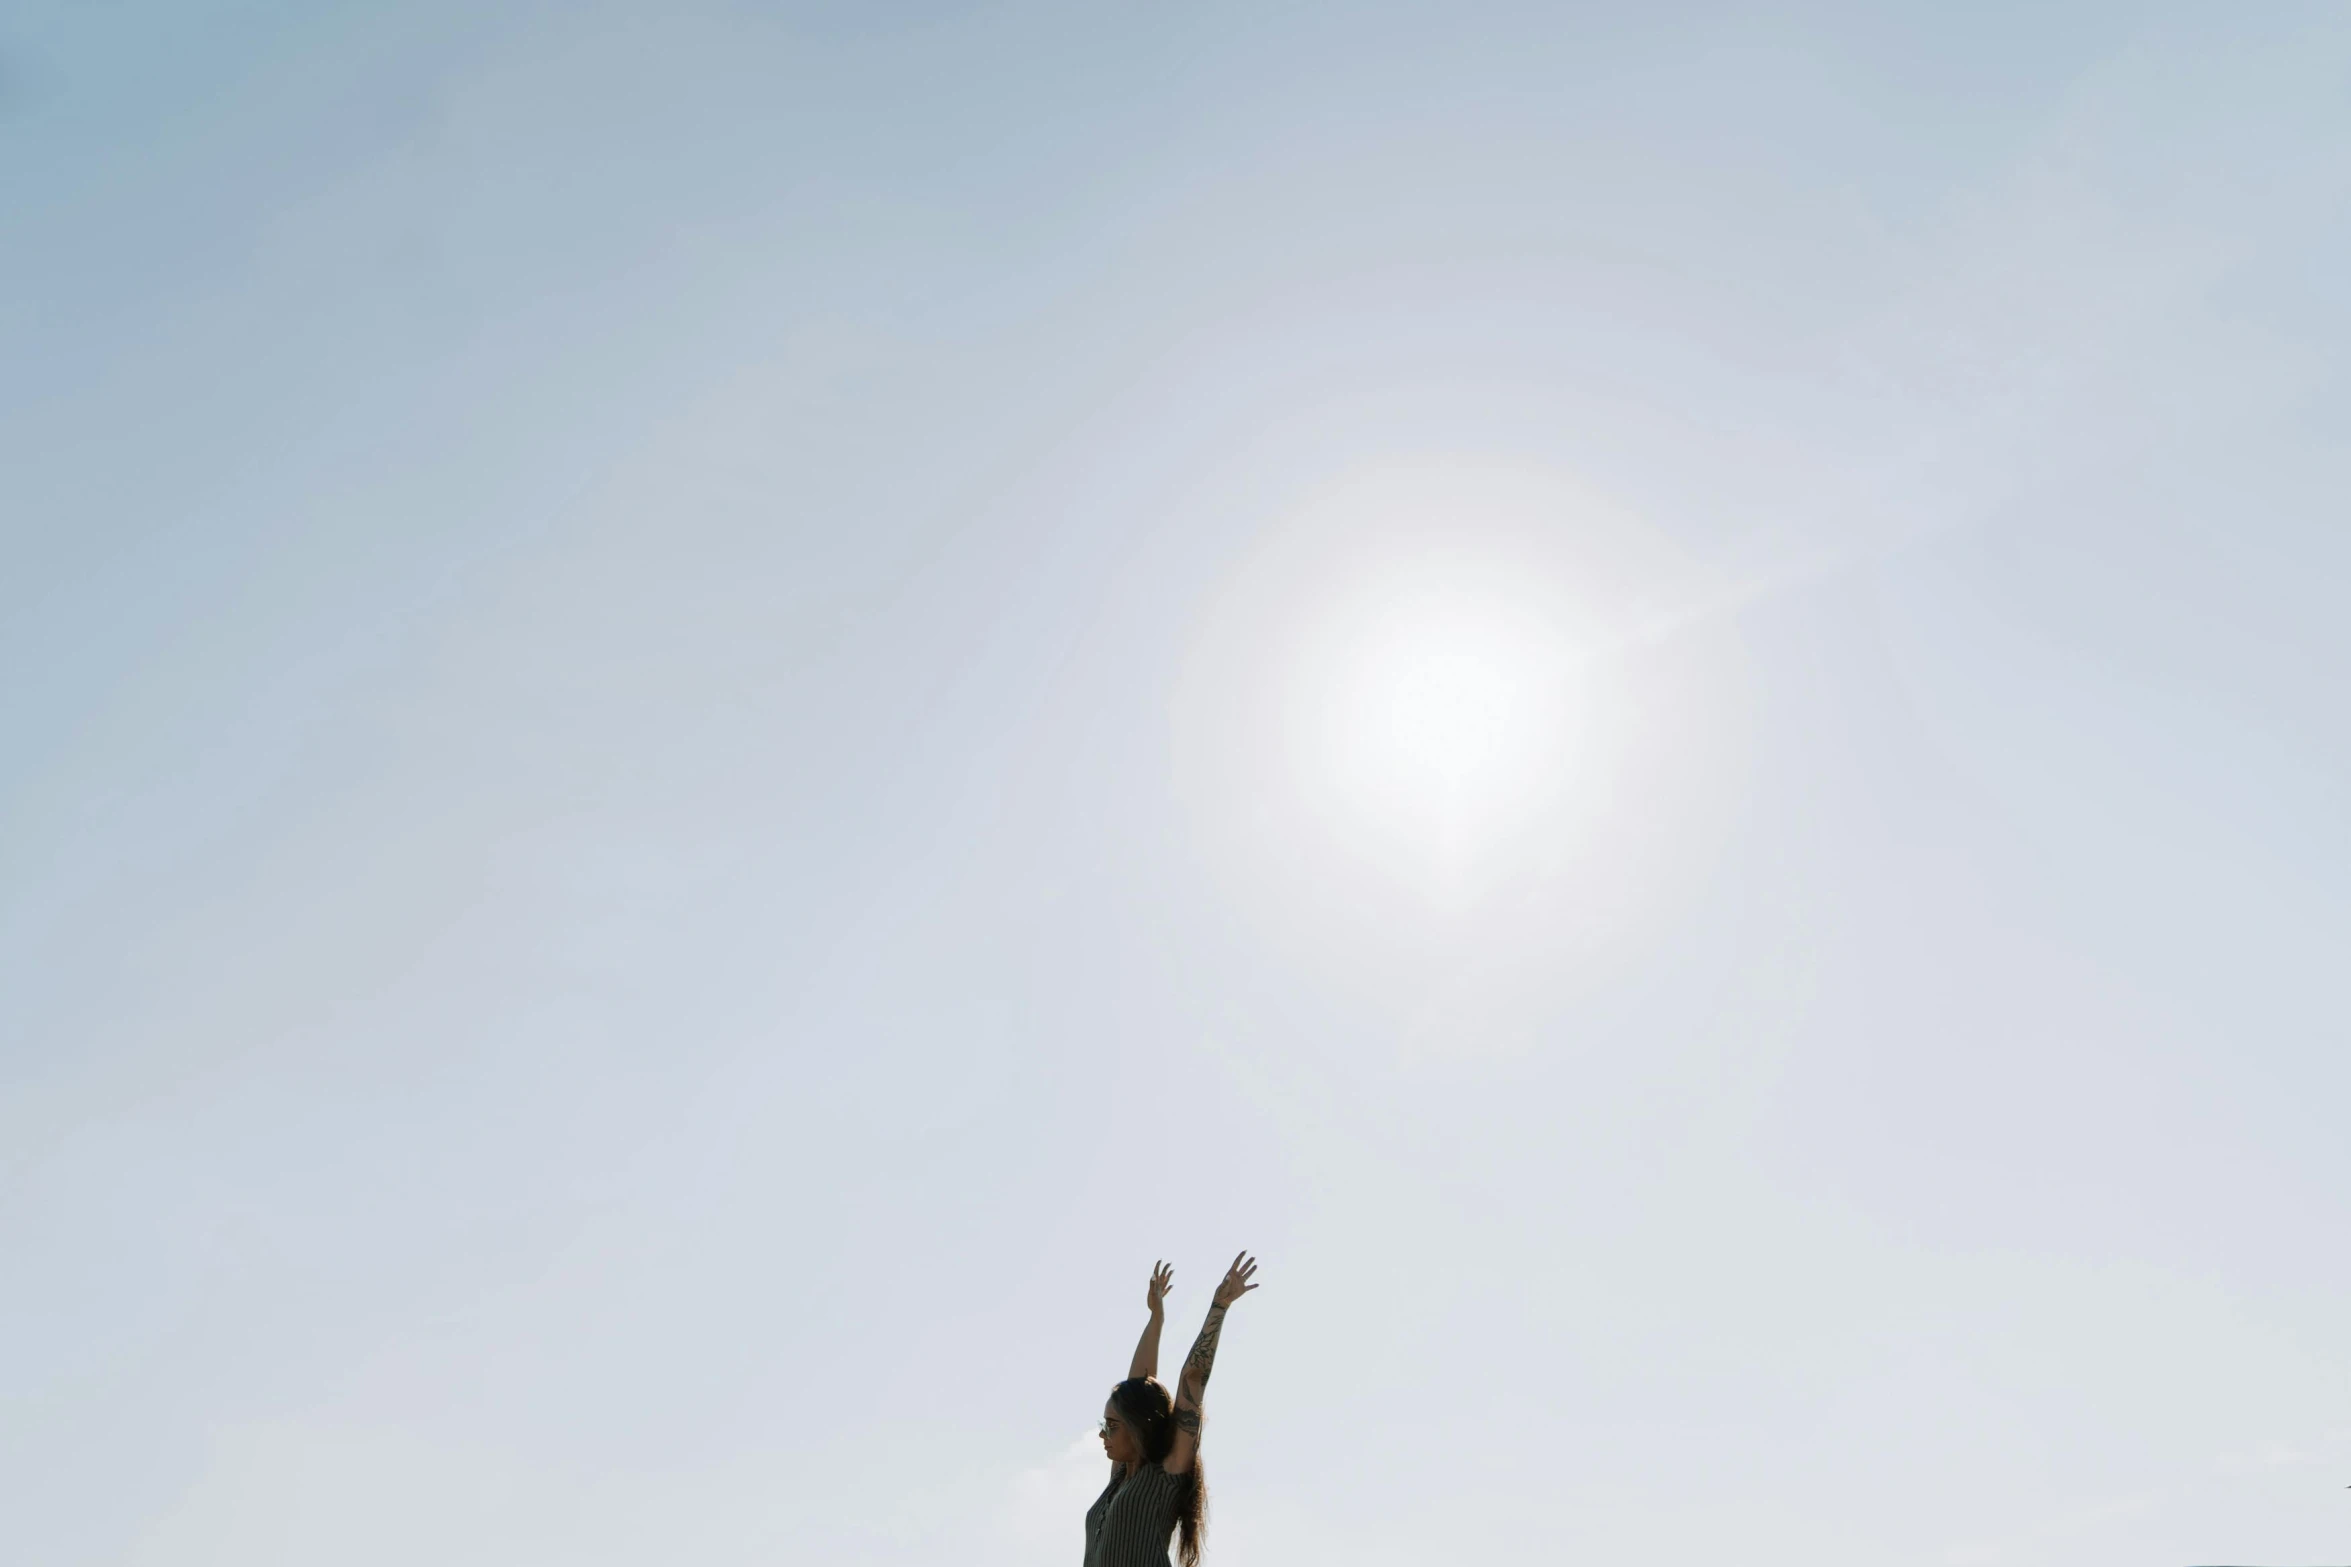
[1109,1376,1206,1567]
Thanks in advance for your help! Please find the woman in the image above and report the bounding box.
[1086,1252,1260,1567]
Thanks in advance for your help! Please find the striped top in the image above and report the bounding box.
[1082,1461,1187,1567]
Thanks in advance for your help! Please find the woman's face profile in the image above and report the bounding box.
[1100,1401,1137,1465]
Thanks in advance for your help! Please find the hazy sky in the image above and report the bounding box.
[6,4,2350,1565]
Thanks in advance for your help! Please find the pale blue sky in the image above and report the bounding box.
[5,4,2349,1565]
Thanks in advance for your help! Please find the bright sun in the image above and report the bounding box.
[1171,456,1734,996]
[1291,571,1583,867]
[1349,615,1530,793]
[1171,458,1659,913]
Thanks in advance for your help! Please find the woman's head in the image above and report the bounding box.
[1100,1377,1174,1467]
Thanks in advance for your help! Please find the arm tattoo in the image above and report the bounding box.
[1181,1304,1228,1395]
[1174,1406,1201,1434]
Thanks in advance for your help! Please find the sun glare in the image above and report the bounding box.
[1349,615,1533,792]
[1172,456,1702,917]
[1291,570,1583,872]
[1171,456,1740,1012]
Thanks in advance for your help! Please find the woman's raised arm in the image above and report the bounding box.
[1166,1252,1258,1475]
[1128,1261,1173,1381]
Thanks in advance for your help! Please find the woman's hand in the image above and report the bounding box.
[1211,1252,1259,1308]
[1129,1262,1173,1381]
